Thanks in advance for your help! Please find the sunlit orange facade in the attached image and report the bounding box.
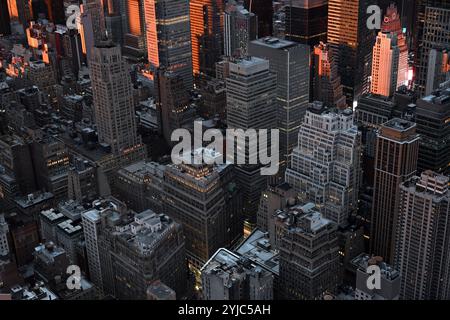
[7,0,19,19]
[128,0,142,36]
[143,0,159,68]
[190,0,223,76]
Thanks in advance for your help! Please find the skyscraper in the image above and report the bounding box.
[163,149,243,274]
[249,37,310,172]
[201,248,274,300]
[416,87,450,176]
[370,32,400,97]
[0,0,11,36]
[425,47,450,95]
[370,118,419,263]
[416,6,450,96]
[285,102,361,227]
[381,4,409,90]
[89,43,142,156]
[43,0,65,25]
[327,0,374,106]
[83,0,107,45]
[312,42,346,108]
[284,0,328,46]
[224,1,258,58]
[190,0,224,78]
[394,171,450,300]
[243,0,273,37]
[226,57,277,224]
[277,203,341,300]
[144,0,193,89]
[155,70,196,146]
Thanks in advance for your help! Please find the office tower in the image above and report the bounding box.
[31,135,69,201]
[9,219,40,267]
[224,1,258,58]
[67,158,98,205]
[40,207,67,243]
[126,0,144,36]
[370,32,400,97]
[89,43,141,155]
[353,254,400,300]
[284,0,328,46]
[144,0,193,89]
[285,102,361,227]
[155,70,196,146]
[0,135,37,202]
[416,6,450,96]
[78,7,95,61]
[381,4,409,90]
[277,203,341,300]
[327,0,374,106]
[257,182,296,235]
[96,209,187,299]
[243,0,272,37]
[426,48,450,95]
[7,0,32,28]
[226,57,277,223]
[164,149,243,274]
[370,118,419,262]
[416,87,450,176]
[83,0,107,45]
[33,242,70,291]
[1,0,11,36]
[198,78,226,119]
[312,42,346,109]
[413,0,450,71]
[249,38,310,172]
[201,248,274,300]
[114,160,165,213]
[394,172,450,299]
[190,0,224,79]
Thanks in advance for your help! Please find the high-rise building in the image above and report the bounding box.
[224,1,258,58]
[31,134,70,201]
[163,149,243,274]
[113,160,165,214]
[277,203,341,299]
[226,57,277,223]
[284,0,328,47]
[249,37,310,172]
[201,248,273,300]
[105,13,123,45]
[285,102,361,227]
[89,43,142,155]
[95,208,187,299]
[243,0,273,37]
[83,0,107,45]
[312,42,346,109]
[327,0,374,106]
[415,87,450,176]
[190,0,224,78]
[0,214,9,257]
[0,0,11,36]
[381,4,409,90]
[370,32,400,97]
[370,118,419,263]
[155,70,196,146]
[413,0,450,79]
[426,47,450,95]
[394,171,450,300]
[352,254,400,300]
[257,182,296,235]
[126,0,145,36]
[67,158,98,205]
[144,0,193,89]
[43,0,65,25]
[416,6,450,96]
[6,0,32,29]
